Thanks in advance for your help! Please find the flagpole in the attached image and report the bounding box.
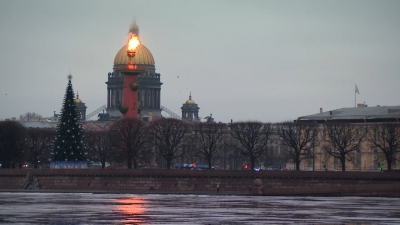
[355,85,360,107]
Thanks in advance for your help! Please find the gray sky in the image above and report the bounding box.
[1,0,400,123]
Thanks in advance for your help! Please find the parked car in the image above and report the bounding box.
[268,167,281,171]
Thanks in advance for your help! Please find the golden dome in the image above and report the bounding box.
[75,92,82,104]
[186,92,195,104]
[114,44,155,65]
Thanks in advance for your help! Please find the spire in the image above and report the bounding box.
[75,91,82,103]
[185,91,195,104]
[129,20,139,37]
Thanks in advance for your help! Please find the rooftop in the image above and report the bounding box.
[297,105,400,122]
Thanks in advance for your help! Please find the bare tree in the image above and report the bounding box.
[0,121,27,168]
[109,118,148,169]
[276,122,318,171]
[323,123,363,171]
[229,122,272,170]
[19,112,42,121]
[26,128,55,168]
[84,130,113,169]
[149,118,188,169]
[193,122,225,169]
[368,123,400,171]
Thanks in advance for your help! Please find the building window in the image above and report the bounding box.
[314,130,318,141]
[373,149,378,169]
[323,129,326,141]
[392,153,397,167]
[364,129,367,140]
[333,149,339,170]
[307,158,312,168]
[356,149,361,167]
[373,130,377,142]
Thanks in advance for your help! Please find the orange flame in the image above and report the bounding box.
[127,33,140,51]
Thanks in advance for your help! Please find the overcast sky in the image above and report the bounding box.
[0,0,399,123]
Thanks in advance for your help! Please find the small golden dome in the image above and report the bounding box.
[114,44,155,65]
[186,92,195,104]
[75,92,82,104]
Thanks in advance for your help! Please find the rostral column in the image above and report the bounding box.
[115,33,145,119]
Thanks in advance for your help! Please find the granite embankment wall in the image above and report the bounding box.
[1,169,400,197]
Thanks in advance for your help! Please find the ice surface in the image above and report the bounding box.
[0,193,399,224]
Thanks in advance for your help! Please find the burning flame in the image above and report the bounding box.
[127,32,140,51]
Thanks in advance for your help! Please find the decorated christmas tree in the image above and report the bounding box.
[53,75,85,161]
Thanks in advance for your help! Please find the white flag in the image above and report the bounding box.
[355,85,360,94]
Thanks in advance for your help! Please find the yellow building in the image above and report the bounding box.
[296,104,400,171]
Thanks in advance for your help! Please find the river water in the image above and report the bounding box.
[0,192,399,224]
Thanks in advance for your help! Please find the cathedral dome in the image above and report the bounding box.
[114,44,155,65]
[114,21,155,65]
[75,92,82,104]
[185,93,195,104]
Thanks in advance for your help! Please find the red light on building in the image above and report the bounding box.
[244,164,248,170]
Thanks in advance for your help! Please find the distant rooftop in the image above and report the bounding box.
[297,105,400,123]
[18,121,57,129]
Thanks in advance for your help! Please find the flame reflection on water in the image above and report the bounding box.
[116,197,146,223]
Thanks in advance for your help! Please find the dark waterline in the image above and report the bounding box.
[0,192,400,224]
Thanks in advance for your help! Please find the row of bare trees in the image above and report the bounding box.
[276,122,400,171]
[0,121,55,168]
[1,120,400,171]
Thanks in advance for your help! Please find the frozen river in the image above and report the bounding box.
[0,192,400,224]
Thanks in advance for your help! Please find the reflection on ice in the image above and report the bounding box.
[116,197,146,223]
[0,193,399,224]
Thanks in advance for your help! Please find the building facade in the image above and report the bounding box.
[75,92,87,121]
[181,93,200,121]
[296,105,400,171]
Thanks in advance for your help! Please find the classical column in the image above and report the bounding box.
[155,90,158,109]
[149,90,153,109]
[148,90,151,108]
[144,90,147,108]
[153,89,156,109]
[107,88,110,108]
[158,89,160,108]
[153,90,155,108]
[113,88,117,108]
[110,89,114,107]
[141,89,144,105]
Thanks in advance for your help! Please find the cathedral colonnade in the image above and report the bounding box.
[107,87,160,109]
